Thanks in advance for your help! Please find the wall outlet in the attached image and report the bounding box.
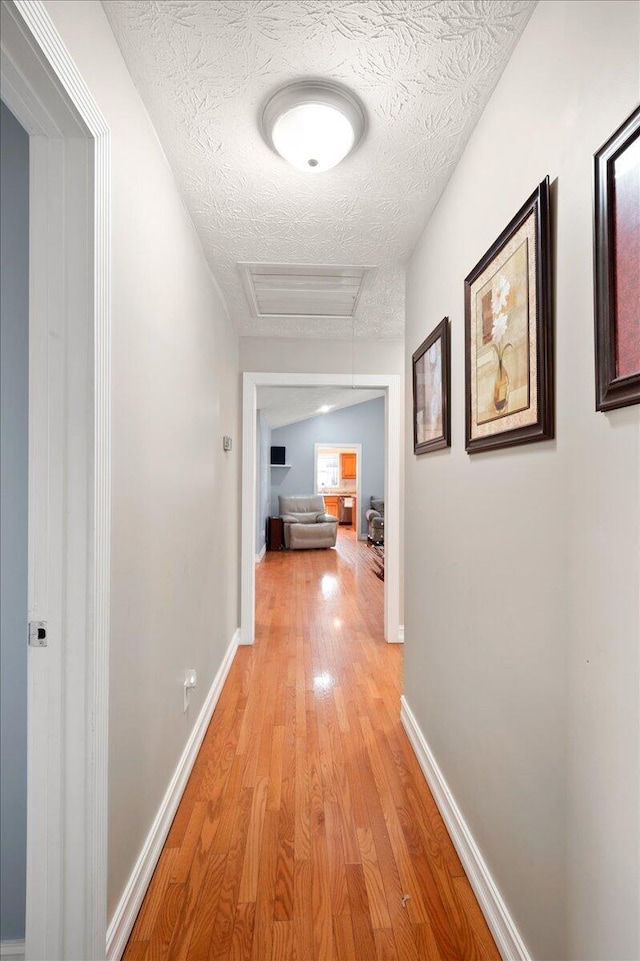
[183,669,197,713]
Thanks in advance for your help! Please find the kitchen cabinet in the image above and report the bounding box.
[341,452,356,479]
[320,494,357,530]
[323,495,339,518]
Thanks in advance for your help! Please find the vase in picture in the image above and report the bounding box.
[493,355,509,413]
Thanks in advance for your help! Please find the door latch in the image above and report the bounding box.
[28,621,47,647]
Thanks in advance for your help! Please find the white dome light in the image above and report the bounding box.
[261,80,366,174]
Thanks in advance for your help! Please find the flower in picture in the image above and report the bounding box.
[489,274,513,413]
[491,311,508,342]
[489,275,512,357]
[492,274,510,314]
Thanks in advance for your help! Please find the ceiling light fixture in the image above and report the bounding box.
[261,80,366,173]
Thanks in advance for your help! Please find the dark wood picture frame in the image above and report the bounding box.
[412,316,451,454]
[464,178,553,453]
[594,105,640,411]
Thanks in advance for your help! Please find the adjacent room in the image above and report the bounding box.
[256,386,385,562]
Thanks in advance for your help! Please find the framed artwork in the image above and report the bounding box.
[465,178,553,453]
[594,105,640,411]
[413,316,451,454]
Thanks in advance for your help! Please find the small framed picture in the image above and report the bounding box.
[594,105,640,411]
[464,177,553,453]
[412,317,451,455]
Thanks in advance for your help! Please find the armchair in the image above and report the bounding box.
[279,495,338,549]
[365,497,384,545]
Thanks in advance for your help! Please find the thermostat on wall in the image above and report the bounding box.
[223,436,232,451]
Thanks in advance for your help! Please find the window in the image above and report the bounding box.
[317,452,339,490]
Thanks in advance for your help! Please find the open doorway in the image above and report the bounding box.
[241,372,401,646]
[314,444,361,536]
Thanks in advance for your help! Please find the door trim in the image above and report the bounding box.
[1,2,111,957]
[242,372,401,644]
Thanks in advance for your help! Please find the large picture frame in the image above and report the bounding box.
[594,105,640,411]
[464,178,553,453]
[412,316,451,454]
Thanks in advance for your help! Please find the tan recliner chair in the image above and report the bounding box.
[279,495,338,549]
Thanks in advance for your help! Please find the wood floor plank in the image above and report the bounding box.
[333,913,357,961]
[293,857,314,961]
[357,826,392,931]
[208,787,254,960]
[311,831,334,961]
[145,882,186,961]
[270,920,293,961]
[171,801,208,884]
[266,724,285,813]
[129,848,178,942]
[250,810,278,961]
[121,941,148,961]
[182,852,228,961]
[324,799,350,917]
[229,901,256,961]
[345,862,377,961]
[122,530,498,961]
[453,876,502,960]
[374,928,399,961]
[237,776,269,903]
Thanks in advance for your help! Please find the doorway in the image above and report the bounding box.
[314,444,362,536]
[241,371,401,646]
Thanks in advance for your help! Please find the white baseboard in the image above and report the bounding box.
[106,629,240,961]
[0,941,25,961]
[400,696,531,961]
[255,544,266,564]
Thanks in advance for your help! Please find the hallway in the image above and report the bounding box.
[123,531,499,961]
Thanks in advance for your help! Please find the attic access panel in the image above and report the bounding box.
[239,262,372,319]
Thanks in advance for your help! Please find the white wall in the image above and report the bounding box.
[241,335,404,376]
[44,1,240,922]
[404,3,639,959]
[0,99,29,944]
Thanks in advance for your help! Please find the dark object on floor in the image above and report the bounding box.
[267,516,283,551]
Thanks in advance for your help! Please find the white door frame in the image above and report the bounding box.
[242,372,401,644]
[313,443,362,538]
[1,2,111,959]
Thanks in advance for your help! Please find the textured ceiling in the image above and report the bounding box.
[103,0,535,339]
[257,386,385,428]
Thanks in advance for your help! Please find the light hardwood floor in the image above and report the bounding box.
[123,530,499,960]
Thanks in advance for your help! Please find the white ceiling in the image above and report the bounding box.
[257,385,385,428]
[103,1,535,340]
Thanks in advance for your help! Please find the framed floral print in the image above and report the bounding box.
[594,105,640,411]
[465,178,553,453]
[413,316,451,454]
